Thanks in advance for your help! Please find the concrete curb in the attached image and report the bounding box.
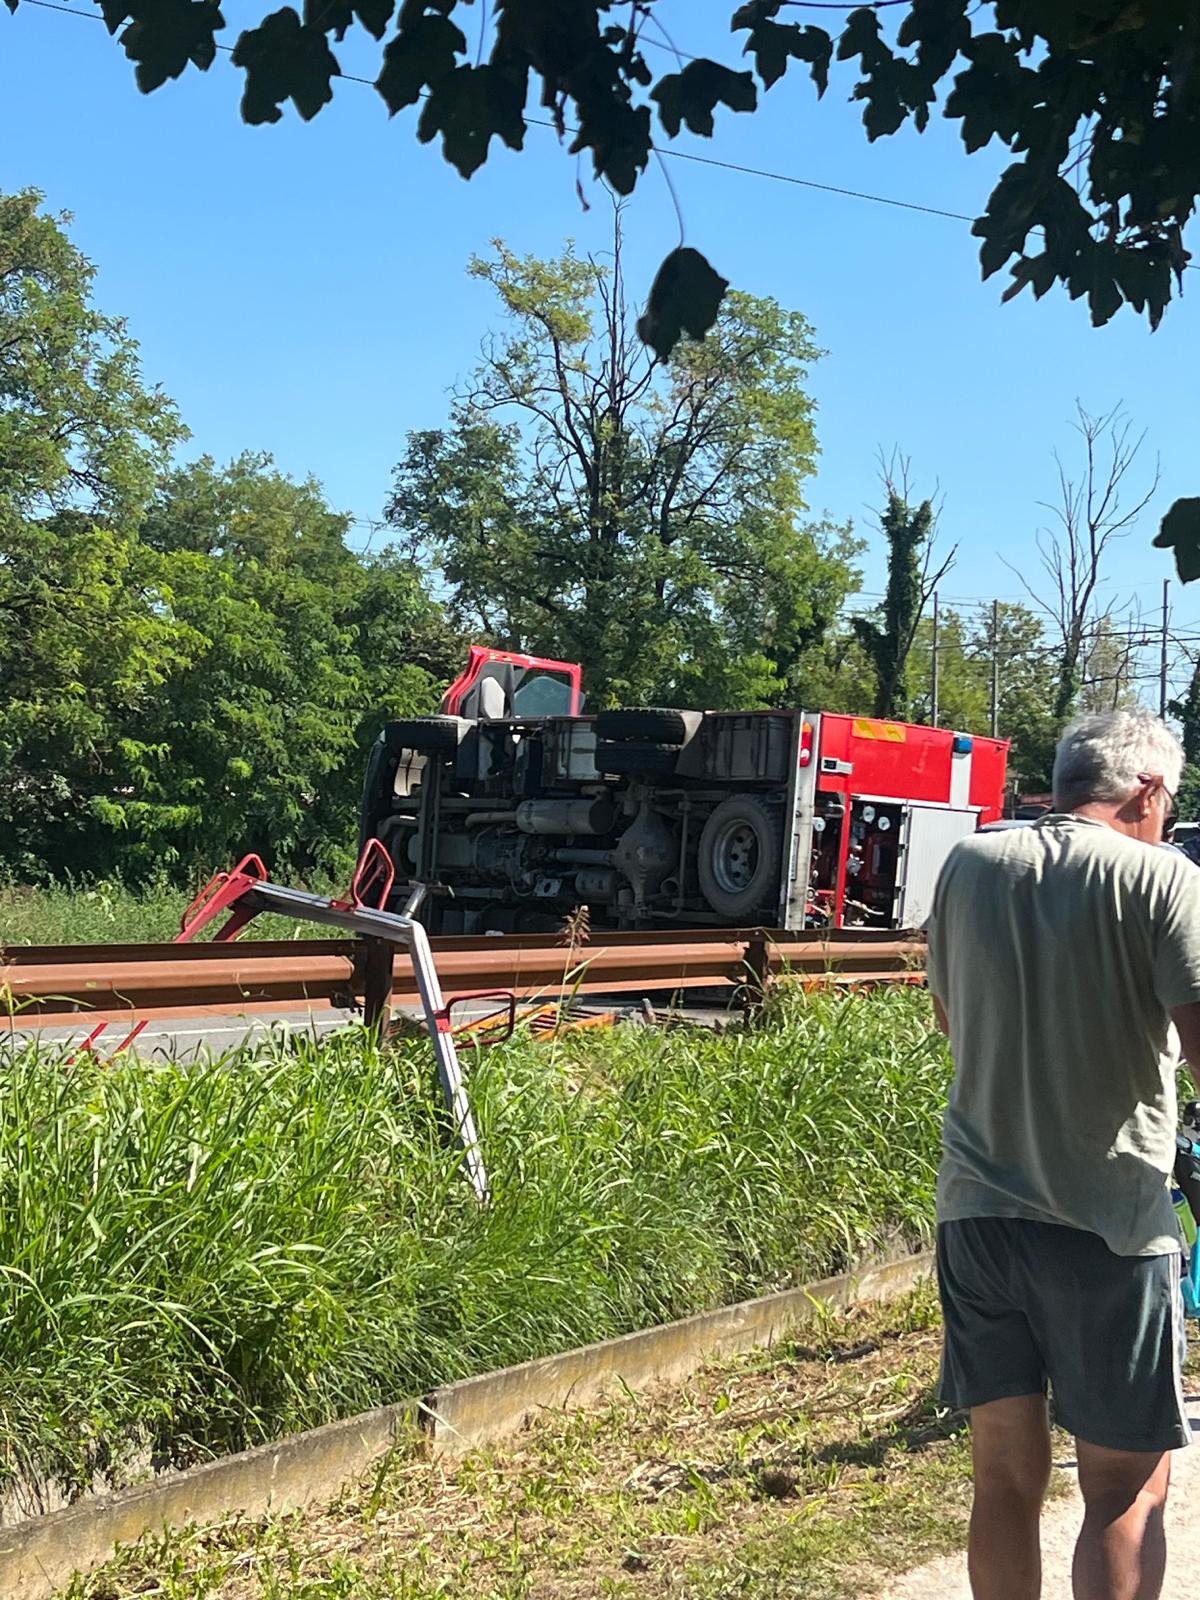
[0,1248,932,1599]
[426,1249,933,1450]
[0,1403,420,1600]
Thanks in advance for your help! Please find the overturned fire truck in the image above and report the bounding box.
[360,648,1009,936]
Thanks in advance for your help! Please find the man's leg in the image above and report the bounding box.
[1072,1440,1171,1600]
[968,1393,1052,1600]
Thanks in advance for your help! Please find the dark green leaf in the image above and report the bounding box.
[119,0,225,91]
[1111,246,1155,315]
[636,247,729,360]
[651,59,756,139]
[568,101,652,196]
[305,0,393,42]
[738,19,832,95]
[232,7,340,123]
[978,229,1011,280]
[837,7,882,64]
[417,61,528,177]
[946,34,1029,151]
[731,0,776,26]
[1087,248,1122,327]
[375,12,465,114]
[1154,500,1200,585]
[850,56,915,140]
[1000,256,1036,304]
[97,1,134,32]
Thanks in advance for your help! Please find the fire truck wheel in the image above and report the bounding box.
[381,716,465,755]
[697,795,783,921]
[595,740,678,777]
[593,707,689,746]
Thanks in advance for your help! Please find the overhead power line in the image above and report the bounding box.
[29,0,1200,267]
[659,146,972,222]
[12,0,979,228]
[24,0,1200,260]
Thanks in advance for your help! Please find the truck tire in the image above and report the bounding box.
[697,795,783,921]
[359,735,399,854]
[594,707,689,746]
[381,716,464,755]
[595,740,678,778]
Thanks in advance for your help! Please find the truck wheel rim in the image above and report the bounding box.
[712,820,759,893]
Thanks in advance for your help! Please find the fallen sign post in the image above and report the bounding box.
[171,839,506,1204]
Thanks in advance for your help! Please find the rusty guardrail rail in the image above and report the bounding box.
[1,928,924,1030]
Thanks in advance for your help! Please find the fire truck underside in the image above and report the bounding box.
[362,666,1008,936]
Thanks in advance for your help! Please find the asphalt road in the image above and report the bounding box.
[3,989,744,1059]
[1,1008,358,1060]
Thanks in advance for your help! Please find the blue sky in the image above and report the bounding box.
[3,1,1196,683]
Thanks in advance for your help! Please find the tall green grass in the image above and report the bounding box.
[0,988,948,1497]
[0,874,338,945]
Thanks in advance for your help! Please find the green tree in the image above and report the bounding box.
[1077,617,1141,715]
[128,454,460,877]
[0,194,464,883]
[908,608,984,730]
[983,606,1061,791]
[1168,646,1200,823]
[0,189,183,531]
[1172,660,1200,768]
[1,453,459,882]
[907,601,1060,788]
[0,190,187,877]
[798,628,878,720]
[853,465,953,719]
[387,226,860,708]
[0,514,199,878]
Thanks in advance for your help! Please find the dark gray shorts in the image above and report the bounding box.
[937,1217,1191,1454]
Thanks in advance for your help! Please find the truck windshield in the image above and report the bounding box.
[512,673,580,717]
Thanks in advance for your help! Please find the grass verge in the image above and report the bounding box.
[66,1289,1074,1600]
[0,988,947,1499]
[0,874,336,945]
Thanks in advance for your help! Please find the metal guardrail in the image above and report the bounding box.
[1,927,925,1029]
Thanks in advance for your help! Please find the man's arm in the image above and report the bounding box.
[931,993,949,1037]
[1171,1001,1200,1094]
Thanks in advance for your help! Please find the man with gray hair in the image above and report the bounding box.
[927,709,1200,1600]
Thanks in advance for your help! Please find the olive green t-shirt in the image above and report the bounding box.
[927,814,1200,1257]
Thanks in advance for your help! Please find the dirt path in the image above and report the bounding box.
[886,1396,1200,1598]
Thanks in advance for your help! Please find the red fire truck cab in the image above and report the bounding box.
[360,651,1009,935]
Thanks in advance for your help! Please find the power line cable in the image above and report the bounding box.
[30,0,1200,278]
[8,0,989,228]
[26,0,1200,262]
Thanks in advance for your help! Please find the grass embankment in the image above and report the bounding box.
[0,875,335,945]
[70,1290,992,1600]
[0,989,947,1500]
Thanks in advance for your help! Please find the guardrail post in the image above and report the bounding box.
[741,931,769,1013]
[362,937,395,1034]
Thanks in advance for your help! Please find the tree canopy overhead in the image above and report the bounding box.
[10,0,1196,342]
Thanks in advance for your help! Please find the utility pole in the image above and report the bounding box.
[1160,578,1170,718]
[931,590,940,727]
[990,598,1000,739]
